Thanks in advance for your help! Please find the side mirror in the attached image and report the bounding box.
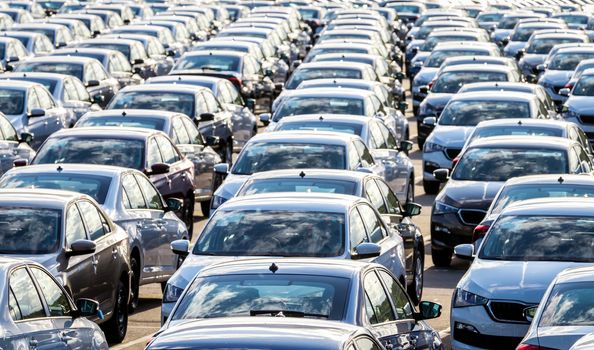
[205,135,220,148]
[523,306,538,322]
[28,108,45,117]
[170,239,190,257]
[422,116,436,126]
[245,98,256,111]
[415,301,442,320]
[274,83,283,93]
[259,113,271,126]
[536,64,546,72]
[394,72,405,81]
[264,68,273,77]
[214,162,229,174]
[146,162,170,175]
[501,37,509,46]
[454,243,475,260]
[351,242,381,260]
[165,198,183,212]
[133,58,144,65]
[19,132,33,144]
[411,47,418,55]
[92,95,104,104]
[527,74,537,83]
[13,158,28,167]
[66,239,96,257]
[86,80,100,87]
[404,202,422,217]
[433,168,449,182]
[199,112,215,122]
[397,140,413,153]
[93,30,101,37]
[75,298,103,319]
[419,86,429,94]
[559,88,571,96]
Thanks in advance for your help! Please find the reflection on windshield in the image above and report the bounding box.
[432,71,507,93]
[439,100,530,126]
[174,55,241,72]
[240,178,357,196]
[0,89,25,115]
[572,75,594,96]
[16,62,83,81]
[286,68,363,89]
[109,91,195,119]
[527,38,584,54]
[0,207,61,254]
[550,53,594,70]
[77,116,166,131]
[274,97,364,121]
[540,282,594,326]
[277,121,362,136]
[491,184,594,214]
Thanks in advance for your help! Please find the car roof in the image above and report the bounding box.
[245,167,372,182]
[280,87,372,98]
[0,188,91,209]
[4,163,136,178]
[450,91,536,102]
[249,129,360,144]
[474,119,570,130]
[440,64,513,73]
[0,72,71,82]
[501,197,594,217]
[460,82,541,92]
[502,174,594,187]
[467,135,575,150]
[21,56,97,64]
[49,126,162,139]
[118,83,207,94]
[221,192,364,212]
[278,113,372,126]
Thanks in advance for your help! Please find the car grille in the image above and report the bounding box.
[579,115,594,125]
[487,301,534,323]
[458,209,486,226]
[453,328,523,350]
[444,148,461,160]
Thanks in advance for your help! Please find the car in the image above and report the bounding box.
[560,68,594,142]
[0,72,102,124]
[421,91,553,194]
[0,258,109,349]
[0,163,189,310]
[475,10,505,31]
[285,61,379,91]
[53,13,108,37]
[0,31,54,56]
[431,136,592,267]
[0,37,32,70]
[417,64,522,146]
[14,56,120,108]
[0,8,34,24]
[0,80,69,149]
[209,130,386,212]
[0,111,34,173]
[490,12,546,46]
[553,11,592,29]
[236,168,424,302]
[571,333,594,350]
[564,58,594,90]
[503,20,567,58]
[162,193,408,322]
[75,109,222,216]
[109,24,184,59]
[0,188,130,342]
[146,75,257,152]
[451,198,594,350]
[162,258,443,349]
[107,84,234,164]
[30,126,196,234]
[12,22,74,48]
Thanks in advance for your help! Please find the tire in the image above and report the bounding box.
[200,199,210,217]
[183,194,195,239]
[406,179,414,204]
[432,248,452,268]
[423,180,440,195]
[407,251,424,305]
[128,256,139,312]
[103,278,128,344]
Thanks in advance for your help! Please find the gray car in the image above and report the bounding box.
[162,193,407,322]
[0,111,34,174]
[560,68,594,143]
[0,258,109,349]
[0,164,189,311]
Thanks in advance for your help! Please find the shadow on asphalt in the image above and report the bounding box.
[133,297,162,315]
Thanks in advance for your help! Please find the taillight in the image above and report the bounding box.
[451,157,460,168]
[517,344,556,350]
[428,80,435,89]
[472,225,489,243]
[564,83,573,89]
[227,76,242,88]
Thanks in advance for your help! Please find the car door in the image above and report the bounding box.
[83,63,103,105]
[353,139,385,176]
[63,204,93,301]
[362,270,412,350]
[8,267,64,349]
[29,266,94,349]
[35,86,64,136]
[203,90,231,141]
[154,134,191,199]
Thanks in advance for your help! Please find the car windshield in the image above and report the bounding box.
[20,28,55,42]
[320,33,371,41]
[392,4,421,13]
[0,89,25,115]
[556,15,588,24]
[6,77,58,95]
[16,62,83,81]
[77,116,166,131]
[277,121,363,136]
[426,50,490,67]
[572,75,594,96]
[79,43,131,60]
[477,13,503,22]
[274,97,364,121]
[308,48,368,60]
[527,37,585,54]
[0,174,112,204]
[422,36,478,51]
[286,68,363,89]
[0,207,61,254]
[174,55,241,72]
[109,92,195,119]
[432,71,508,93]
[240,178,357,196]
[193,210,346,257]
[513,26,557,41]
[539,281,594,326]
[232,142,346,175]
[498,17,523,29]
[469,126,562,145]
[439,100,531,126]
[33,136,145,170]
[172,273,349,321]
[479,215,594,262]
[549,52,594,70]
[491,184,594,214]
[452,147,568,181]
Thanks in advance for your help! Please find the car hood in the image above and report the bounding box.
[566,95,594,114]
[461,259,593,303]
[426,125,474,148]
[521,54,546,67]
[413,68,439,85]
[437,179,503,210]
[535,326,594,349]
[213,173,249,200]
[540,70,573,85]
[423,93,454,109]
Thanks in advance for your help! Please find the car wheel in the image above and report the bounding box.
[407,251,423,304]
[431,248,452,267]
[406,179,414,204]
[423,180,440,195]
[103,278,128,344]
[128,256,140,312]
[200,199,210,217]
[184,195,195,239]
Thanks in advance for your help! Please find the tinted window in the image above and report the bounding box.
[135,174,162,210]
[0,115,17,141]
[0,207,61,254]
[0,88,25,114]
[350,207,368,252]
[358,205,385,243]
[65,204,86,244]
[109,91,196,119]
[439,100,531,126]
[364,271,394,324]
[353,140,374,167]
[155,136,178,163]
[432,71,508,93]
[77,201,106,241]
[540,281,594,326]
[30,267,71,317]
[240,178,357,196]
[77,116,166,130]
[274,96,364,121]
[492,184,594,215]
[378,270,413,320]
[16,62,84,81]
[9,268,45,320]
[174,54,241,72]
[122,174,147,209]
[365,180,387,214]
[171,117,190,144]
[286,68,363,89]
[277,121,363,135]
[375,180,401,215]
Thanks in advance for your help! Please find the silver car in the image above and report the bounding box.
[162,193,407,322]
[0,111,35,174]
[0,258,109,349]
[0,164,189,310]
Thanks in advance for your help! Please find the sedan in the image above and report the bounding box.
[0,111,34,174]
[0,31,55,56]
[12,23,74,48]
[0,259,108,349]
[162,193,407,323]
[561,68,594,143]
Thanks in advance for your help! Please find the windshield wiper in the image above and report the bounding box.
[250,309,329,318]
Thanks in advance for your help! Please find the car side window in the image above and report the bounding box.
[358,204,386,243]
[354,140,375,167]
[195,93,208,115]
[0,115,17,141]
[576,128,592,153]
[577,146,592,173]
[30,267,71,317]
[147,137,163,167]
[363,271,394,324]
[365,179,387,214]
[569,148,581,173]
[63,79,78,101]
[217,83,232,104]
[377,270,413,320]
[109,55,122,73]
[72,78,91,102]
[84,64,97,83]
[122,174,147,209]
[93,63,109,80]
[34,37,47,54]
[537,101,548,118]
[378,122,398,149]
[349,207,368,251]
[156,136,179,163]
[364,98,375,117]
[65,204,87,244]
[203,91,221,113]
[181,116,203,145]
[375,179,401,215]
[135,174,163,210]
[348,144,361,169]
[355,337,382,350]
[172,117,190,144]
[9,268,46,321]
[227,81,243,105]
[36,87,55,109]
[28,89,41,110]
[77,200,107,240]
[369,122,387,149]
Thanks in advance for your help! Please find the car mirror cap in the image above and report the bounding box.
[28,108,45,117]
[259,113,271,126]
[404,202,422,217]
[19,132,33,144]
[454,243,475,260]
[414,301,442,321]
[66,239,96,257]
[351,242,381,260]
[559,88,571,96]
[146,162,170,176]
[214,162,229,174]
[398,140,413,152]
[199,112,215,122]
[170,239,190,257]
[422,116,436,126]
[74,298,103,319]
[86,80,100,87]
[165,198,183,212]
[433,168,449,182]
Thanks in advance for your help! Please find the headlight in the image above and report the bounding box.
[423,142,446,153]
[453,288,489,308]
[433,201,458,215]
[163,283,184,303]
[210,195,227,210]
